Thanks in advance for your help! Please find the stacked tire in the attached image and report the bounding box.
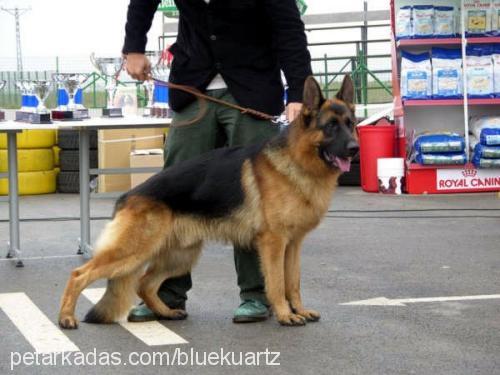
[57,130,98,193]
[0,130,58,195]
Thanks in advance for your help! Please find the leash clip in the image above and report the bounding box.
[272,116,290,132]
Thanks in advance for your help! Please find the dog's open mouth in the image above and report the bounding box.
[323,151,351,172]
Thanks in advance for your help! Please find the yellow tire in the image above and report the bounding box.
[0,130,56,149]
[53,145,61,167]
[0,149,54,173]
[0,169,57,195]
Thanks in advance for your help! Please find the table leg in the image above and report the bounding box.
[6,132,23,267]
[78,128,92,259]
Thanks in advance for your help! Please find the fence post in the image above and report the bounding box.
[56,56,59,74]
[323,53,329,99]
[93,73,97,108]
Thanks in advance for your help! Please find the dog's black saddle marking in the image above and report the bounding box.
[118,142,266,218]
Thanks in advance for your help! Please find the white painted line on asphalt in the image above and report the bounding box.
[0,292,80,353]
[82,288,188,346]
[341,294,500,306]
[0,255,81,262]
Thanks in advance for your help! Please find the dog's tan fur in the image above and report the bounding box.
[58,76,355,328]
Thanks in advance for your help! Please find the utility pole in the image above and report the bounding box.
[1,5,31,73]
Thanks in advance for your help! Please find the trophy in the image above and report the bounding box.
[32,81,52,123]
[90,53,123,117]
[0,80,5,120]
[52,73,90,120]
[141,51,161,117]
[15,80,37,122]
[151,54,172,118]
[16,81,52,124]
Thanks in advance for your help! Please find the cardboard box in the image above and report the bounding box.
[98,128,166,192]
[130,149,164,188]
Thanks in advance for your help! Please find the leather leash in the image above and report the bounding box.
[153,78,284,128]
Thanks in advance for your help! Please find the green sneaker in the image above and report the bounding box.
[127,302,187,323]
[233,300,270,323]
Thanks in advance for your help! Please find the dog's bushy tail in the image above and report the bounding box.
[84,271,140,324]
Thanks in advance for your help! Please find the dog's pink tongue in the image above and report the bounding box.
[335,157,351,172]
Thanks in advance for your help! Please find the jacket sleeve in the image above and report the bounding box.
[264,0,313,104]
[122,0,162,54]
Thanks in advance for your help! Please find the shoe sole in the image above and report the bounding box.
[232,315,269,323]
[127,312,188,323]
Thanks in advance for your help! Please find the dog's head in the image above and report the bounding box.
[294,75,359,173]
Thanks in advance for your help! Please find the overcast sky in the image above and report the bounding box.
[0,0,389,60]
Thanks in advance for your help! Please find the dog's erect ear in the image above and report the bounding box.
[302,76,324,114]
[336,75,355,105]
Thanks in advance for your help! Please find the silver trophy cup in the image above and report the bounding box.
[33,81,52,114]
[142,51,162,117]
[65,74,89,111]
[15,80,52,123]
[90,53,123,117]
[52,73,90,120]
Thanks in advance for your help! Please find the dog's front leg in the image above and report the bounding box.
[285,236,320,322]
[257,232,306,326]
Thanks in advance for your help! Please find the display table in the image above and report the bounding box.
[0,116,172,266]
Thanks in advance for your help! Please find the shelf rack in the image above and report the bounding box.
[390,0,500,194]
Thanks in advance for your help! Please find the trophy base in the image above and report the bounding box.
[102,108,123,118]
[16,111,52,124]
[143,107,152,117]
[0,111,4,121]
[75,109,90,119]
[51,109,90,121]
[152,107,173,118]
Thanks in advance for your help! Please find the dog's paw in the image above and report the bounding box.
[296,309,321,322]
[165,309,188,321]
[59,315,79,329]
[277,313,306,326]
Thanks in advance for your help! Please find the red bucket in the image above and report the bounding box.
[358,125,396,192]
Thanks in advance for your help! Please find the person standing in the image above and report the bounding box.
[122,0,312,323]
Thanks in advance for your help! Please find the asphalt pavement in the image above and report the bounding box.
[0,188,499,375]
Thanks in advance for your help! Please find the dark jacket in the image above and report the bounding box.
[122,0,312,115]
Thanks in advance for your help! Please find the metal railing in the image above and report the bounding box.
[0,23,392,110]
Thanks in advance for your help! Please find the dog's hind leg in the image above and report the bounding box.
[58,203,171,329]
[257,232,306,326]
[137,241,203,320]
[285,235,320,322]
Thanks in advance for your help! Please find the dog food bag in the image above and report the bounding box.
[432,48,463,98]
[414,133,465,154]
[466,45,494,98]
[413,5,434,38]
[493,45,500,97]
[434,6,456,37]
[473,143,500,158]
[401,51,432,100]
[472,156,500,168]
[464,0,492,36]
[396,6,413,39]
[470,116,500,144]
[415,152,467,165]
[480,128,500,145]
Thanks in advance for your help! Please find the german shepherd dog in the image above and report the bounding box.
[58,75,359,329]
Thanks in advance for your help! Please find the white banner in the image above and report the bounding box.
[436,167,500,190]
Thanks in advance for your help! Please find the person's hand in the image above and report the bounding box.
[286,102,302,122]
[124,53,151,81]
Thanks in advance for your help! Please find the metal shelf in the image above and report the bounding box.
[403,98,500,107]
[397,37,500,47]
